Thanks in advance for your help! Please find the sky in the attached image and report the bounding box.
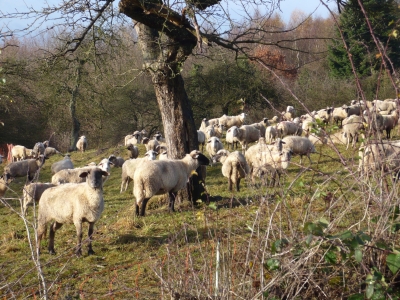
[0,0,338,34]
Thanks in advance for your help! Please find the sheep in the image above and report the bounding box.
[52,158,112,185]
[245,137,285,180]
[327,131,347,146]
[37,167,109,256]
[282,136,316,164]
[4,156,46,180]
[11,145,27,162]
[142,137,160,152]
[22,182,56,216]
[120,150,158,193]
[253,148,293,186]
[0,173,13,198]
[218,113,246,129]
[0,154,3,164]
[225,126,239,150]
[212,124,225,139]
[231,125,260,153]
[268,116,280,126]
[32,142,45,159]
[373,100,397,113]
[301,116,317,135]
[108,155,125,167]
[380,111,398,139]
[199,118,219,131]
[76,136,88,152]
[197,130,206,152]
[265,126,278,144]
[44,147,63,157]
[206,136,224,159]
[277,121,303,138]
[342,115,366,149]
[204,125,216,140]
[51,154,74,174]
[125,131,142,145]
[127,144,139,159]
[154,133,166,144]
[133,150,210,216]
[212,149,249,191]
[250,118,269,137]
[332,106,349,128]
[344,105,362,117]
[314,107,333,124]
[159,150,169,160]
[282,106,296,121]
[307,133,328,145]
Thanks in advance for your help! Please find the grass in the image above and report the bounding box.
[1,133,400,299]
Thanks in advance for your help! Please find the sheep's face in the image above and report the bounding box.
[80,168,108,189]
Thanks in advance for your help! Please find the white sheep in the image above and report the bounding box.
[342,115,366,149]
[218,113,246,129]
[250,118,269,137]
[277,121,303,138]
[212,149,249,191]
[204,125,216,140]
[120,150,158,193]
[22,182,56,215]
[37,167,109,256]
[127,144,139,159]
[125,131,142,145]
[380,111,398,139]
[76,136,88,152]
[159,150,169,160]
[225,126,239,150]
[51,154,74,174]
[197,130,206,152]
[212,124,225,139]
[0,173,13,198]
[206,136,224,158]
[199,118,219,131]
[282,136,316,164]
[11,145,27,162]
[314,107,333,124]
[253,148,293,186]
[32,142,45,158]
[4,156,46,181]
[231,125,260,153]
[265,126,278,144]
[108,155,125,167]
[332,106,349,127]
[142,137,160,152]
[133,150,210,216]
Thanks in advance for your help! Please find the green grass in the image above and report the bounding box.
[1,134,400,299]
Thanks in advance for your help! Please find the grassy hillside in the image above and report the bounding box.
[1,133,400,299]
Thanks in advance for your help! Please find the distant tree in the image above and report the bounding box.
[328,0,400,78]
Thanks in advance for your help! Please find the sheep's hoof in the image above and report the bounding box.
[88,249,95,256]
[75,250,82,257]
[48,249,56,255]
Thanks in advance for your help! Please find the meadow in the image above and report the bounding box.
[1,131,400,299]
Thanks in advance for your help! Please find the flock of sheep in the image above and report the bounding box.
[1,97,399,256]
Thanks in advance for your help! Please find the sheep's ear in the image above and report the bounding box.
[79,171,89,178]
[109,161,114,165]
[101,171,110,176]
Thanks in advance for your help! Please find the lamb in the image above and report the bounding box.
[133,150,210,216]
[250,118,269,137]
[11,145,27,162]
[332,106,349,128]
[265,126,278,144]
[37,167,109,256]
[108,155,125,167]
[4,156,46,180]
[51,154,74,174]
[231,125,260,153]
[0,173,13,198]
[52,158,112,185]
[127,144,139,159]
[342,115,366,149]
[225,126,239,150]
[212,149,249,191]
[76,136,88,152]
[253,148,293,186]
[277,121,302,138]
[120,150,158,193]
[32,142,45,158]
[218,113,246,129]
[44,147,63,157]
[282,136,316,164]
[197,130,206,152]
[22,182,56,215]
[206,136,224,158]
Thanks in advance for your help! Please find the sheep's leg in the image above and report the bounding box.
[74,221,83,257]
[135,201,141,216]
[168,192,176,213]
[87,222,95,255]
[37,222,47,255]
[48,222,63,255]
[140,198,150,216]
[236,178,241,192]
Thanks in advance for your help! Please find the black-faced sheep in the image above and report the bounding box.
[37,167,109,256]
[212,149,249,191]
[127,144,139,159]
[76,136,88,152]
[108,155,125,168]
[133,150,210,216]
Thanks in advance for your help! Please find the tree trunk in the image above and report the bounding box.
[69,61,83,151]
[135,23,205,203]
